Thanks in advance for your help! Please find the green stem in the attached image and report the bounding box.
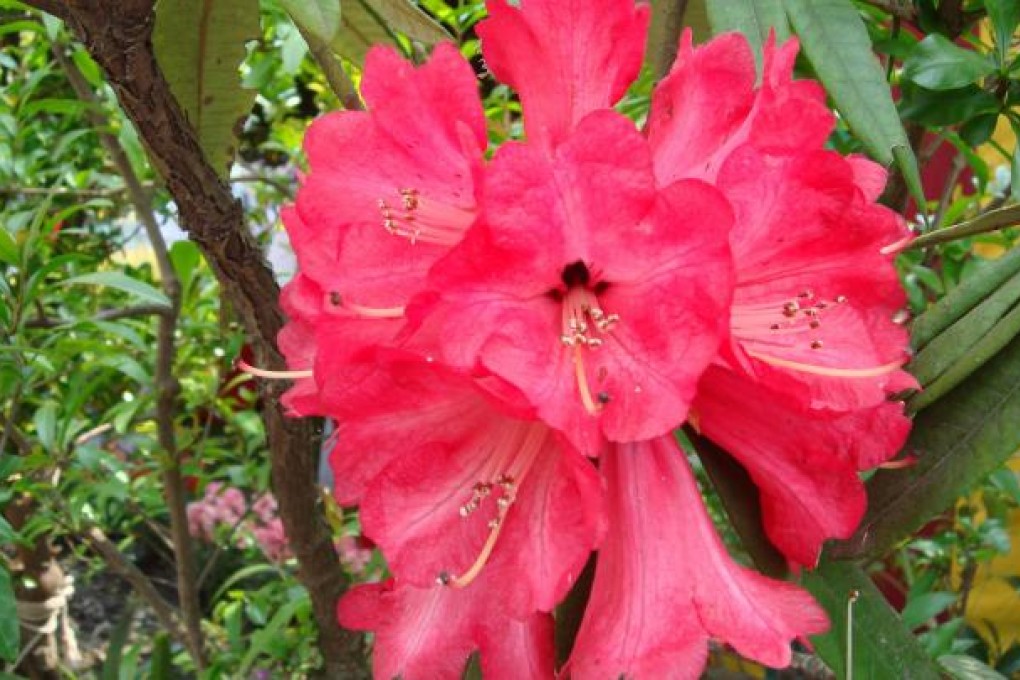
[908,203,1020,250]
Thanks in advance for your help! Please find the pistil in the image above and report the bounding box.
[559,287,619,415]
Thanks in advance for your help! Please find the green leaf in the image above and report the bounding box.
[908,269,1020,387]
[705,0,789,71]
[940,655,1009,680]
[148,632,172,680]
[168,240,202,296]
[908,298,1020,412]
[900,83,1000,126]
[986,0,1020,69]
[0,229,17,266]
[831,332,1020,561]
[280,0,341,44]
[899,591,957,630]
[63,271,170,307]
[332,0,448,63]
[152,0,260,176]
[1012,138,1020,203]
[911,246,1020,350]
[33,401,58,452]
[783,0,924,207]
[238,595,308,675]
[0,566,18,662]
[0,515,14,544]
[902,34,995,90]
[803,561,942,680]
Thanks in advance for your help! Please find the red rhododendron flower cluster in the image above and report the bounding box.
[273,0,913,676]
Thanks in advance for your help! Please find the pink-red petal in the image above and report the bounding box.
[569,436,828,677]
[478,0,649,147]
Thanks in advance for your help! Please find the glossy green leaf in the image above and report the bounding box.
[900,83,1000,126]
[902,34,995,90]
[986,0,1020,69]
[152,0,260,176]
[0,229,17,266]
[899,591,957,630]
[705,0,789,70]
[0,515,14,545]
[63,271,170,307]
[908,269,1020,387]
[149,632,172,680]
[803,561,941,680]
[940,655,1009,680]
[33,400,58,452]
[911,246,1020,350]
[831,332,1020,561]
[332,0,448,64]
[280,0,341,44]
[0,566,18,662]
[783,0,924,207]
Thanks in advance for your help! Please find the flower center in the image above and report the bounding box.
[437,422,548,589]
[556,261,619,415]
[376,187,474,246]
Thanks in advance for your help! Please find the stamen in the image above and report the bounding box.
[376,187,472,247]
[443,425,547,589]
[237,360,313,380]
[746,351,906,378]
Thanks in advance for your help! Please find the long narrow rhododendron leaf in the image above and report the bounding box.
[833,334,1020,561]
[705,0,789,69]
[783,0,925,208]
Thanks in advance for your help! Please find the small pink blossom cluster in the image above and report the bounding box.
[186,484,292,563]
[273,1,915,677]
[187,484,374,572]
[186,482,246,543]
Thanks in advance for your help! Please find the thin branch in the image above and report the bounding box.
[52,41,206,669]
[294,23,363,111]
[80,525,191,651]
[25,303,168,329]
[857,0,917,22]
[932,151,967,229]
[908,203,1020,250]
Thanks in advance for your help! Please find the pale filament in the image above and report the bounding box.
[237,360,313,380]
[445,424,548,589]
[378,188,474,247]
[745,351,906,378]
[559,287,619,415]
[335,297,406,319]
[880,235,912,256]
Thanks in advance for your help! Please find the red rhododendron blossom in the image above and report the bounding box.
[416,111,733,451]
[318,354,604,617]
[633,29,913,567]
[268,0,920,674]
[568,436,828,678]
[292,42,485,313]
[339,578,554,680]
